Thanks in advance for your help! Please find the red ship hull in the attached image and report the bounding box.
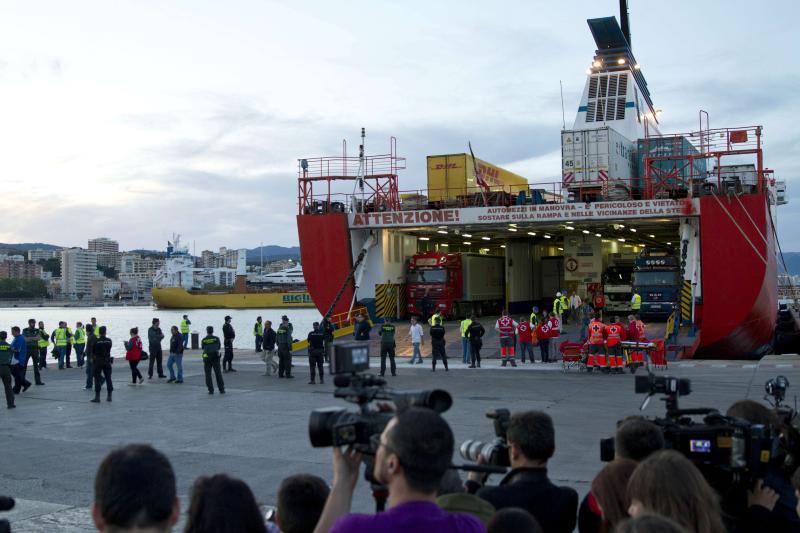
[692,193,777,358]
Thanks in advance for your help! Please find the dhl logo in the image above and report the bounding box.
[434,163,460,170]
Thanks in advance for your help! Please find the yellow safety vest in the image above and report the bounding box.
[428,312,442,326]
[460,318,472,338]
[54,328,68,347]
[254,322,263,336]
[73,328,86,345]
[38,331,49,348]
[632,293,642,310]
[180,320,190,334]
[530,312,540,326]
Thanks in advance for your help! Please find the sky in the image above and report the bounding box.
[1,0,799,252]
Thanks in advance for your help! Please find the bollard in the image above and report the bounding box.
[191,332,199,350]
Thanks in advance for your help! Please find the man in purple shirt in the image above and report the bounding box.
[313,407,485,533]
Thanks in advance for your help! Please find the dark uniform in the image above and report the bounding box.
[201,334,225,394]
[466,321,486,368]
[429,323,448,372]
[22,325,43,385]
[378,322,397,377]
[276,322,293,378]
[92,334,113,402]
[147,325,165,378]
[320,318,335,363]
[0,338,14,408]
[307,329,325,384]
[222,321,236,372]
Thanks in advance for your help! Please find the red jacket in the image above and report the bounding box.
[588,320,606,345]
[125,336,142,362]
[537,317,558,339]
[517,321,533,343]
[549,315,561,336]
[605,323,626,346]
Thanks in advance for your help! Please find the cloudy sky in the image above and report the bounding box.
[1,0,798,252]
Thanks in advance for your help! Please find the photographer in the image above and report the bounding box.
[466,410,578,533]
[313,407,484,533]
[721,400,800,533]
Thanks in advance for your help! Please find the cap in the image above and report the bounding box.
[224,315,232,321]
[556,292,562,297]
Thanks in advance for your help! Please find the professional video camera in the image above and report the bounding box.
[308,343,453,451]
[764,375,800,477]
[0,495,14,533]
[600,373,779,490]
[459,409,512,468]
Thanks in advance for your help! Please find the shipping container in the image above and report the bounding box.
[635,136,707,196]
[561,126,635,200]
[462,254,505,301]
[426,153,529,203]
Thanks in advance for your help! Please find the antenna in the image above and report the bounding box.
[559,80,566,130]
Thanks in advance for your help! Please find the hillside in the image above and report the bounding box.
[246,245,300,263]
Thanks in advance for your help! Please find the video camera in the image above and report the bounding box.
[459,409,512,468]
[308,343,453,451]
[0,496,14,533]
[601,373,781,490]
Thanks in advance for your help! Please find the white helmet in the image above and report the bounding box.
[556,292,562,297]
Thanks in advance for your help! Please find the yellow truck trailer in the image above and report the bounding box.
[426,153,529,202]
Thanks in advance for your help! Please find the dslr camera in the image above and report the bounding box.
[459,408,512,468]
[308,343,452,452]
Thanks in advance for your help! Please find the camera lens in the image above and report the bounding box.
[309,407,349,448]
[459,439,486,462]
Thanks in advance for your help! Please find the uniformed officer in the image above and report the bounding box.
[253,316,264,353]
[466,316,485,368]
[37,321,49,370]
[91,326,114,403]
[0,331,15,408]
[73,322,87,368]
[378,318,397,377]
[53,322,69,369]
[22,319,44,385]
[631,290,642,313]
[495,311,518,367]
[320,317,336,363]
[459,315,472,364]
[307,322,325,384]
[429,317,448,372]
[201,326,225,394]
[276,316,294,379]
[428,310,442,327]
[222,316,236,372]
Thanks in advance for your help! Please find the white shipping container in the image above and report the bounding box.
[561,126,635,192]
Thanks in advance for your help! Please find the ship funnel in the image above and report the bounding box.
[619,0,631,49]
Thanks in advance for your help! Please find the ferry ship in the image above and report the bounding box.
[151,236,313,309]
[294,4,788,359]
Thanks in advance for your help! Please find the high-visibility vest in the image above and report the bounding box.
[529,312,540,326]
[428,312,442,326]
[73,327,86,345]
[560,296,569,312]
[54,328,68,347]
[179,320,190,334]
[460,318,472,338]
[38,331,49,348]
[253,322,263,336]
[631,293,642,310]
[588,320,605,345]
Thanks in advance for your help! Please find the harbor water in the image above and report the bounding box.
[0,306,324,357]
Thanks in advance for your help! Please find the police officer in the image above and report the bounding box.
[307,323,325,384]
[466,316,485,368]
[37,321,49,369]
[378,318,397,377]
[320,316,336,363]
[147,318,165,379]
[201,326,225,394]
[91,326,113,403]
[276,316,294,379]
[84,324,96,390]
[180,314,191,349]
[222,315,236,372]
[429,317,448,372]
[22,319,44,385]
[253,316,264,353]
[0,331,15,408]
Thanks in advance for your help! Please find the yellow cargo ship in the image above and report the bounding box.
[151,287,315,309]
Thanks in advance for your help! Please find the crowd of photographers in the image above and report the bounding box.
[5,392,798,533]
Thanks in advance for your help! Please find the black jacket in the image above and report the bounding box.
[354,321,371,341]
[170,333,184,355]
[320,319,336,342]
[93,336,113,365]
[429,324,446,344]
[263,328,277,350]
[222,323,235,340]
[85,333,97,364]
[472,467,577,533]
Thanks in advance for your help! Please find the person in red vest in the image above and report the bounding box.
[516,317,534,364]
[605,316,627,373]
[536,310,554,363]
[586,313,606,371]
[494,311,518,367]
